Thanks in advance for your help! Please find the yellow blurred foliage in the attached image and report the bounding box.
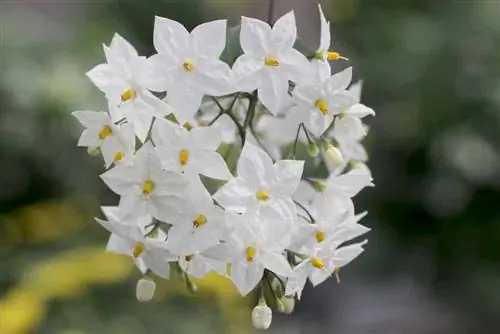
[0,247,251,334]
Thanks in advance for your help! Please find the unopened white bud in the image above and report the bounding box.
[279,296,295,314]
[252,304,272,330]
[87,145,101,156]
[136,277,155,302]
[324,144,344,167]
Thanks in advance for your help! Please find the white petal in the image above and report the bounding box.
[197,59,233,96]
[258,70,290,115]
[327,169,374,197]
[105,233,134,255]
[346,103,375,118]
[167,85,204,125]
[240,16,271,55]
[284,262,308,297]
[325,67,352,92]
[191,125,221,151]
[238,141,274,186]
[232,53,263,92]
[143,250,171,279]
[190,20,227,58]
[280,48,315,85]
[153,16,189,57]
[77,129,100,148]
[142,54,176,92]
[318,5,331,51]
[192,151,232,180]
[309,267,331,286]
[110,33,138,61]
[72,110,108,128]
[334,240,367,267]
[232,262,264,296]
[213,177,252,212]
[260,250,292,277]
[86,64,124,95]
[270,160,304,197]
[152,118,187,148]
[100,164,140,195]
[271,11,297,52]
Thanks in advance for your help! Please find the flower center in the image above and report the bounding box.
[315,98,329,115]
[315,230,325,243]
[179,149,190,166]
[256,190,270,201]
[245,247,257,262]
[114,151,124,162]
[133,243,145,258]
[121,88,135,102]
[142,180,155,195]
[98,126,112,140]
[311,257,325,269]
[182,59,195,72]
[192,214,207,228]
[185,254,194,262]
[264,56,280,67]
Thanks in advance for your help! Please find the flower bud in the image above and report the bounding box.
[252,304,272,330]
[307,142,320,157]
[136,277,155,302]
[185,276,198,294]
[324,144,344,167]
[277,296,295,314]
[87,145,101,156]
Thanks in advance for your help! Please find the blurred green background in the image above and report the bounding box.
[2,0,500,333]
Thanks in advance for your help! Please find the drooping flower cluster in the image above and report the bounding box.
[73,5,374,329]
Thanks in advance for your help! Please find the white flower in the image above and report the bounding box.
[252,304,273,330]
[145,17,232,124]
[285,239,367,299]
[86,33,171,142]
[100,142,190,222]
[290,199,370,254]
[291,67,356,137]
[166,180,228,254]
[312,4,348,78]
[233,11,313,114]
[213,141,304,223]
[95,214,174,278]
[72,109,136,168]
[152,118,232,181]
[227,210,292,296]
[136,277,156,302]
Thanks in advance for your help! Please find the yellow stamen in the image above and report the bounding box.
[121,88,135,102]
[245,247,257,262]
[327,51,348,61]
[182,59,195,72]
[98,126,112,140]
[264,56,280,67]
[315,98,329,115]
[133,243,145,258]
[256,190,270,201]
[185,254,194,262]
[179,149,190,166]
[315,230,325,243]
[182,122,192,130]
[311,257,325,269]
[114,151,124,162]
[192,214,207,228]
[142,180,155,195]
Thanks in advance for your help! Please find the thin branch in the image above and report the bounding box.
[292,123,303,158]
[294,200,315,223]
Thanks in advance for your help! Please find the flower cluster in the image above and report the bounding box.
[73,5,374,330]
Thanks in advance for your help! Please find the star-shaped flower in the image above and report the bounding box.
[144,18,233,124]
[87,33,172,141]
[232,11,313,114]
[100,142,190,223]
[152,118,232,181]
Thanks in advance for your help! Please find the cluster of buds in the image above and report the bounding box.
[73,4,374,329]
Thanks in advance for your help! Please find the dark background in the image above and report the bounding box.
[1,0,500,333]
